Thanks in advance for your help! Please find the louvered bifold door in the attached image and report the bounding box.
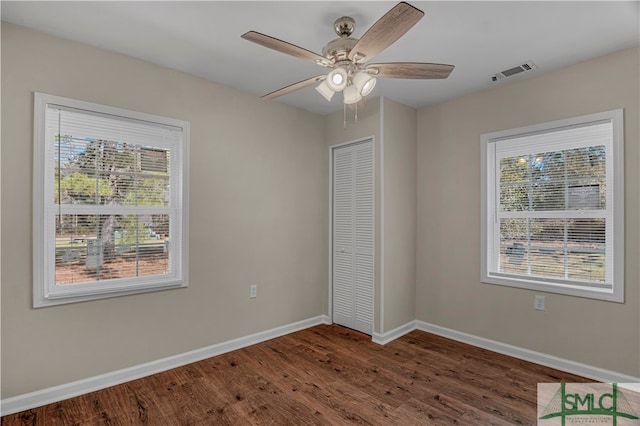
[332,145,355,329]
[332,140,374,335]
[353,142,374,334]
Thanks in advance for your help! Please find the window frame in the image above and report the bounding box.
[33,92,190,307]
[480,109,624,302]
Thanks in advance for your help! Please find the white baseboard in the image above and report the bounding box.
[371,319,638,383]
[372,320,417,345]
[0,314,331,416]
[415,320,639,384]
[4,315,636,416]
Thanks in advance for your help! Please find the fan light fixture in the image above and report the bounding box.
[342,84,362,105]
[353,71,377,97]
[315,68,377,106]
[326,68,348,91]
[315,80,335,101]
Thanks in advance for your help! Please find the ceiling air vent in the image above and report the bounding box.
[491,61,536,82]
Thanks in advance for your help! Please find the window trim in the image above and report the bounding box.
[33,92,190,307]
[480,109,624,302]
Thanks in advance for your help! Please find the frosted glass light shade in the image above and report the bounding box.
[315,80,334,102]
[326,68,348,91]
[353,72,377,96]
[343,84,362,105]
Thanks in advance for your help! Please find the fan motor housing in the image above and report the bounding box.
[322,37,358,62]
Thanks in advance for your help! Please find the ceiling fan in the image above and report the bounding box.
[241,1,454,106]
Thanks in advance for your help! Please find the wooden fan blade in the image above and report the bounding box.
[242,31,328,64]
[366,62,455,79]
[348,2,424,62]
[262,75,326,100]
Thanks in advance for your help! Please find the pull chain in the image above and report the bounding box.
[343,102,347,129]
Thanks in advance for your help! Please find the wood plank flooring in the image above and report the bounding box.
[1,324,592,425]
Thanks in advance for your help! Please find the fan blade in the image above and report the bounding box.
[366,62,454,79]
[242,31,328,65]
[262,75,326,100]
[348,2,424,62]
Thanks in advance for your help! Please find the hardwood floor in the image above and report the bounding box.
[1,324,591,425]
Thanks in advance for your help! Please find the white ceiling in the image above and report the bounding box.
[2,1,639,115]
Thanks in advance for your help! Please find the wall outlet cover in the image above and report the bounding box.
[534,295,545,311]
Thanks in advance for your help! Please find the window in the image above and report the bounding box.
[481,110,624,302]
[33,93,189,307]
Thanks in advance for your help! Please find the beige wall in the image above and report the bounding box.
[325,99,382,332]
[325,98,417,334]
[381,98,417,331]
[416,47,640,376]
[1,23,328,397]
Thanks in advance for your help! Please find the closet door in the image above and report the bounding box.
[332,140,373,335]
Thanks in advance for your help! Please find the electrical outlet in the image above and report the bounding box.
[249,284,257,299]
[534,295,545,311]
